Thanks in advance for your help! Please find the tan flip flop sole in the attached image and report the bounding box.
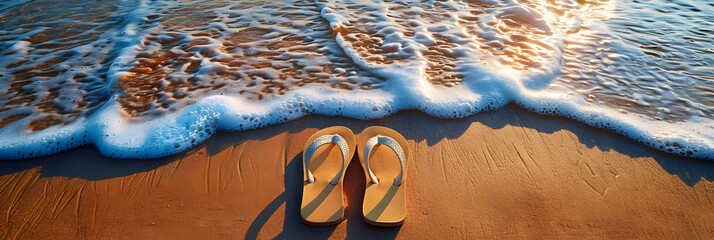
[301,126,356,226]
[357,126,409,227]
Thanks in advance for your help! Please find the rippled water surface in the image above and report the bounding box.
[0,0,712,159]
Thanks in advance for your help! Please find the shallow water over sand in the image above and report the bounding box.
[0,0,712,159]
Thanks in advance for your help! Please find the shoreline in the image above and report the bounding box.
[1,104,712,239]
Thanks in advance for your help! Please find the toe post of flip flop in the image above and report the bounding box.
[301,126,356,226]
[358,126,409,227]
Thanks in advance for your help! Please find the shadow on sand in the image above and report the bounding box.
[244,153,401,240]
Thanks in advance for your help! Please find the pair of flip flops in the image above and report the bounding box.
[301,126,408,227]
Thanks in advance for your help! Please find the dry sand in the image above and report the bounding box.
[0,105,712,239]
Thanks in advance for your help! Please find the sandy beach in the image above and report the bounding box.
[0,105,712,239]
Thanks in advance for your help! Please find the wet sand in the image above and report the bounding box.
[0,105,712,239]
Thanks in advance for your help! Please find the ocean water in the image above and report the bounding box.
[0,0,712,160]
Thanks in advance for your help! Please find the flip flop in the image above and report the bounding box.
[301,126,356,226]
[357,126,409,227]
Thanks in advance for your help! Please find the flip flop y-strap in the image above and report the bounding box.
[363,135,406,186]
[304,134,350,185]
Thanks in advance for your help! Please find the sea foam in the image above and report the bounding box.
[0,0,712,160]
